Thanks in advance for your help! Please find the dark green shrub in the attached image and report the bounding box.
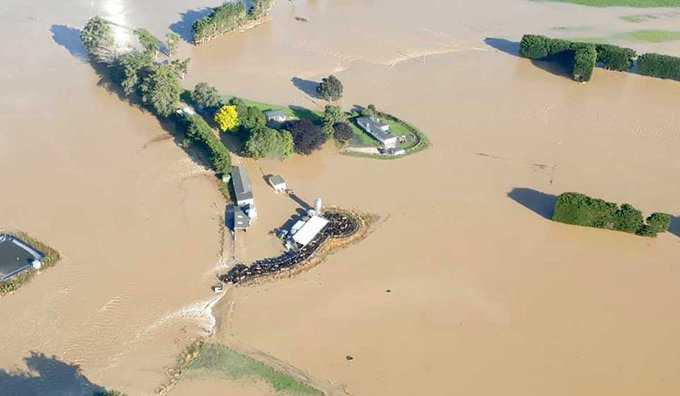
[519,35,550,59]
[177,113,232,174]
[596,44,636,71]
[553,192,670,237]
[637,53,680,81]
[572,44,597,82]
[192,2,247,44]
[646,212,671,234]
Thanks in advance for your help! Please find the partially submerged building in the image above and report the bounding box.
[357,116,398,148]
[268,175,287,193]
[0,234,43,281]
[290,215,329,247]
[232,206,251,231]
[264,110,289,128]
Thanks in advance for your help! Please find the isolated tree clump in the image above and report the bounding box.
[637,53,680,81]
[165,32,180,57]
[134,28,160,59]
[191,82,222,111]
[333,122,354,143]
[112,50,153,95]
[244,126,294,160]
[214,105,240,132]
[287,119,327,155]
[552,192,671,237]
[317,75,343,101]
[81,16,116,62]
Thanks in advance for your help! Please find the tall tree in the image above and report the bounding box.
[170,58,191,79]
[134,28,160,60]
[81,16,116,63]
[214,105,240,132]
[113,50,152,95]
[191,82,222,111]
[316,75,343,101]
[165,32,180,58]
[322,105,346,136]
[138,64,181,117]
[244,126,293,160]
[333,122,354,143]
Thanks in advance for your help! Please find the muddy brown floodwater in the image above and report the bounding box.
[1,0,680,395]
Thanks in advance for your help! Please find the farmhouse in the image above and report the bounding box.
[357,116,398,148]
[232,206,250,231]
[264,110,289,128]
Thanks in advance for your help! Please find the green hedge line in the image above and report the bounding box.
[520,34,680,83]
[175,113,232,174]
[552,192,671,237]
[192,0,273,44]
[519,35,637,81]
[637,53,680,81]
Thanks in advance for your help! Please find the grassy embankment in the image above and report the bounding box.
[158,339,321,396]
[0,232,60,296]
[540,0,680,7]
[212,95,428,158]
[572,30,680,43]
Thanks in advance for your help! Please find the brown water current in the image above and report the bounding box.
[1,0,680,395]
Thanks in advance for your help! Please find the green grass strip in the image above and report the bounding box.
[186,343,322,395]
[537,0,680,7]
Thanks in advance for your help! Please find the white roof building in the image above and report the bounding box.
[292,215,329,246]
[268,175,287,193]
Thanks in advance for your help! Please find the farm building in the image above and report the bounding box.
[268,175,287,193]
[231,166,255,207]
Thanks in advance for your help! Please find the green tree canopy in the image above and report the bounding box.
[244,126,293,159]
[165,31,180,57]
[191,82,222,110]
[333,122,354,143]
[134,28,160,59]
[138,64,181,117]
[322,105,346,136]
[112,50,153,95]
[81,16,115,62]
[239,106,267,131]
[317,75,343,101]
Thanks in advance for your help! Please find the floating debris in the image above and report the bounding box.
[295,16,309,22]
[346,355,354,361]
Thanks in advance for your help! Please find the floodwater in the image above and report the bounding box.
[1,0,680,395]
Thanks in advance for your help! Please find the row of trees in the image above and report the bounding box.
[637,53,680,81]
[191,0,274,45]
[552,192,671,237]
[81,16,232,175]
[519,34,680,82]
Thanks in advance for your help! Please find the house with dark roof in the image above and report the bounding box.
[356,116,398,148]
[232,206,250,231]
[231,166,254,207]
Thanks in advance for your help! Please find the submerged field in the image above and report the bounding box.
[539,0,680,7]
[1,0,680,395]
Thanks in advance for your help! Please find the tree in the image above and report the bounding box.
[165,32,180,58]
[239,106,266,130]
[81,16,115,63]
[191,82,222,110]
[134,28,160,59]
[333,122,354,143]
[138,64,181,117]
[244,126,293,159]
[613,203,644,234]
[361,104,377,117]
[646,213,671,234]
[170,58,191,79]
[316,75,343,101]
[287,119,327,155]
[112,50,152,95]
[322,105,346,136]
[214,105,240,132]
